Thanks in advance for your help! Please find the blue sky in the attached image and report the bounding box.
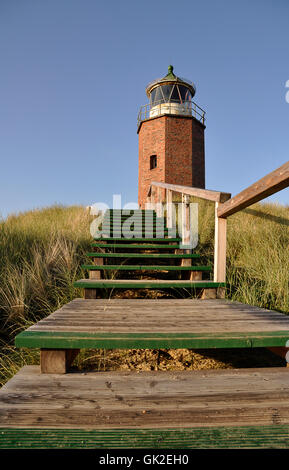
[0,0,288,217]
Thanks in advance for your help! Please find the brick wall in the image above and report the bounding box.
[138,114,205,208]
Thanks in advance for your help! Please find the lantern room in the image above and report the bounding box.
[146,65,195,118]
[138,65,205,125]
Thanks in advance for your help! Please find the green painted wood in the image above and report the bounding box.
[75,279,221,289]
[1,424,289,448]
[101,227,169,231]
[102,221,167,225]
[81,264,212,271]
[86,252,200,258]
[15,329,289,349]
[91,243,181,249]
[100,233,173,238]
[105,210,155,213]
[103,215,161,219]
[93,237,182,242]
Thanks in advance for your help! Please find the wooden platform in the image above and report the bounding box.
[1,366,289,448]
[15,299,289,349]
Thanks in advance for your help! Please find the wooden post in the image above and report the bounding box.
[146,195,152,211]
[84,288,97,299]
[267,347,289,366]
[151,186,156,212]
[166,189,173,229]
[214,202,227,294]
[181,194,191,247]
[41,349,80,374]
[180,195,192,279]
[89,257,103,279]
[156,186,162,217]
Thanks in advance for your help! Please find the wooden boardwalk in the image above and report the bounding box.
[1,366,289,448]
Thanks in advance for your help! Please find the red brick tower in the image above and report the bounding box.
[137,66,206,208]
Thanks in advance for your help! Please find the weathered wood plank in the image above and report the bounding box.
[86,252,200,258]
[82,264,212,271]
[74,279,225,289]
[15,330,289,349]
[149,181,231,203]
[2,366,289,437]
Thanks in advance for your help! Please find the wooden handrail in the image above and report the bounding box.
[148,181,231,203]
[147,161,288,288]
[217,161,289,218]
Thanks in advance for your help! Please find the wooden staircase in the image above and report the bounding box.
[1,203,289,448]
[75,209,225,298]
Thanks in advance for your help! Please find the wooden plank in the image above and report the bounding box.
[2,366,289,443]
[94,238,182,242]
[14,299,289,350]
[86,252,200,258]
[149,181,231,203]
[86,252,200,259]
[74,279,225,289]
[217,160,289,218]
[82,264,212,271]
[91,244,180,249]
[15,330,289,349]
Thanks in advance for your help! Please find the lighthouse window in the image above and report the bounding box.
[151,87,163,105]
[150,155,157,169]
[170,85,181,102]
[160,85,172,101]
[178,85,192,103]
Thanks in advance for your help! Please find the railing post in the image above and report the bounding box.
[166,189,173,228]
[156,186,162,217]
[214,202,227,283]
[181,194,190,247]
[146,194,152,211]
[150,185,156,212]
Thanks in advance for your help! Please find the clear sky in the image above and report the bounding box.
[0,0,288,218]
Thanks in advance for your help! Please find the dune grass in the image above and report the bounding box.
[0,201,288,385]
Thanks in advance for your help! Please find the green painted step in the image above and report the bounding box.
[105,209,154,212]
[91,243,181,249]
[15,328,288,350]
[101,231,172,236]
[103,216,162,220]
[74,279,224,289]
[2,425,289,449]
[0,424,289,449]
[106,217,158,219]
[102,221,165,225]
[100,234,178,239]
[82,264,212,271]
[93,237,182,242]
[101,224,168,229]
[103,213,161,217]
[86,252,200,259]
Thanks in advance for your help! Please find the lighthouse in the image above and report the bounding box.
[137,66,206,208]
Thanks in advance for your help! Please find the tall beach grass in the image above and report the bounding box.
[0,201,288,385]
